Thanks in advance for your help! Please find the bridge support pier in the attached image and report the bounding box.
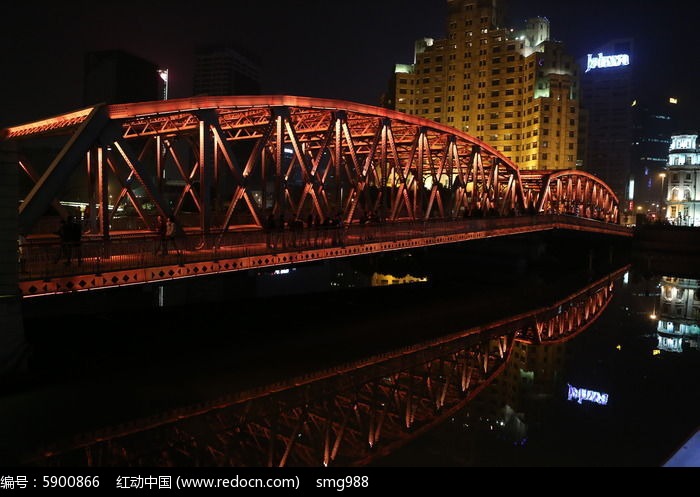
[0,141,29,381]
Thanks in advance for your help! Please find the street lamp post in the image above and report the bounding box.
[659,172,667,221]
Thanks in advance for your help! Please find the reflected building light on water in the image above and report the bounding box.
[656,277,700,353]
[370,273,428,287]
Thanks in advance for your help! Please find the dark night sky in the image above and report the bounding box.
[1,0,697,129]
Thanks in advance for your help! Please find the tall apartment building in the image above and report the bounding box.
[193,44,261,97]
[388,0,580,171]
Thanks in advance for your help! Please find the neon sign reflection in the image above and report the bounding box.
[567,384,609,406]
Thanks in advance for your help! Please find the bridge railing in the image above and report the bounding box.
[18,214,627,281]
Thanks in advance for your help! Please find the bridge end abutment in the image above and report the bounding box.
[0,141,29,381]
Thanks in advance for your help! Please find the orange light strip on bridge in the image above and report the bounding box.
[106,95,515,168]
[1,107,96,139]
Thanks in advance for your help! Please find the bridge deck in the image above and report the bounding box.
[19,215,631,297]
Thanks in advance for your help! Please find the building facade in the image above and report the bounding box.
[578,39,635,206]
[388,0,580,171]
[83,50,160,106]
[193,44,261,97]
[665,133,700,226]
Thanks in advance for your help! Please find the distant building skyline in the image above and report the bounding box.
[83,50,161,106]
[630,96,678,218]
[193,43,261,97]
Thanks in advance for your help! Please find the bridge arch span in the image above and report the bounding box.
[521,169,620,223]
[4,95,618,236]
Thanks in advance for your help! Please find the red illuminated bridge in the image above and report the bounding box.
[2,96,631,297]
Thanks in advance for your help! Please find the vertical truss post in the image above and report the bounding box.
[199,119,214,233]
[156,135,164,193]
[273,108,287,217]
[97,147,110,241]
[380,118,390,218]
[334,114,342,221]
[86,149,97,234]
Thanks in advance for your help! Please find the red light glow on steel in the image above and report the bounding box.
[2,107,95,139]
[106,95,513,166]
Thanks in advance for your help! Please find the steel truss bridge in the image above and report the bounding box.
[2,96,630,297]
[31,267,626,467]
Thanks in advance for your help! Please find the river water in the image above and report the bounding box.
[4,238,699,467]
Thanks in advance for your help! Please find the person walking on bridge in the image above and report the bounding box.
[154,215,167,255]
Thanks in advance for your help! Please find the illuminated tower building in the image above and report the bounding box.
[578,39,635,208]
[388,0,580,171]
[665,133,700,226]
[193,43,261,96]
[657,277,700,353]
[83,50,160,106]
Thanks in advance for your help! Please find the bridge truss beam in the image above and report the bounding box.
[3,96,621,237]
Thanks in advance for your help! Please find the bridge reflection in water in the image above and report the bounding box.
[33,266,628,467]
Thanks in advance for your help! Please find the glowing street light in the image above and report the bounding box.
[158,69,169,100]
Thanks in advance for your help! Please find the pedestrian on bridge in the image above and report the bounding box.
[163,216,179,256]
[154,215,167,255]
[55,215,81,265]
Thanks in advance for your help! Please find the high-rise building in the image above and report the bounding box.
[665,133,700,226]
[578,39,635,207]
[193,44,261,96]
[630,97,678,217]
[388,0,580,171]
[83,50,160,106]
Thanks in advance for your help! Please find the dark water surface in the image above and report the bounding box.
[3,240,698,467]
